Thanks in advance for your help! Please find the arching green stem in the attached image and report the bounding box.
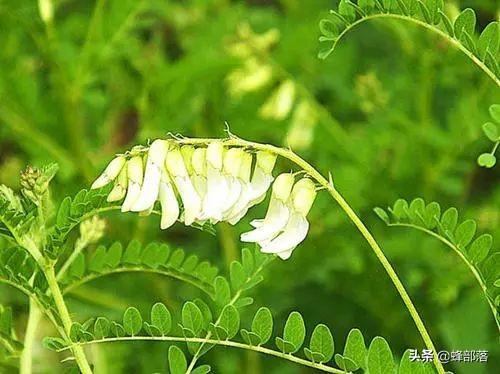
[174,136,446,374]
[326,13,500,88]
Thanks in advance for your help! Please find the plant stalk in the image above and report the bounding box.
[44,264,93,374]
[19,299,42,374]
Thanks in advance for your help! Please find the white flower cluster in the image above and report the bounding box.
[91,140,317,259]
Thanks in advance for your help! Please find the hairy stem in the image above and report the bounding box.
[175,136,445,373]
[44,265,93,374]
[19,299,41,374]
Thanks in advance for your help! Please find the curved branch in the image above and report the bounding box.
[327,13,499,87]
[62,267,215,298]
[166,136,445,374]
[0,277,35,300]
[59,336,344,374]
[388,222,499,332]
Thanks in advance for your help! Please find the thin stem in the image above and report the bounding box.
[173,137,445,373]
[19,299,42,374]
[44,265,93,374]
[388,222,500,332]
[62,267,214,297]
[186,257,272,373]
[328,13,499,87]
[61,336,344,374]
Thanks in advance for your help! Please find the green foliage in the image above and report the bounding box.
[375,197,499,330]
[319,1,500,84]
[477,104,500,168]
[0,305,22,355]
[60,241,219,297]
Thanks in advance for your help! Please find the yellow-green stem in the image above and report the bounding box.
[44,265,93,374]
[19,299,41,374]
[175,136,445,374]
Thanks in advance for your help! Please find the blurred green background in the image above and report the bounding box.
[0,0,499,373]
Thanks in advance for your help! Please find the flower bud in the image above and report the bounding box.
[238,152,252,181]
[192,148,207,175]
[181,146,195,175]
[121,156,143,212]
[256,151,277,174]
[206,142,224,170]
[165,147,189,177]
[272,173,294,201]
[259,80,296,120]
[223,148,244,176]
[291,178,316,216]
[107,165,128,202]
[91,156,126,189]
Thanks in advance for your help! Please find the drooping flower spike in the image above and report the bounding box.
[91,139,317,260]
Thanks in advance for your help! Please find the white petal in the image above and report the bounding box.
[121,182,141,212]
[200,167,229,222]
[174,176,201,225]
[260,213,309,255]
[91,156,126,189]
[226,182,252,225]
[240,198,289,243]
[221,176,242,216]
[276,249,294,260]
[247,167,274,206]
[159,181,179,229]
[131,141,168,212]
[249,218,264,228]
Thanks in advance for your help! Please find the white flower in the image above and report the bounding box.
[200,142,229,223]
[240,173,294,243]
[260,178,316,260]
[131,140,169,212]
[91,156,126,189]
[121,156,144,212]
[220,148,244,215]
[165,146,201,226]
[191,147,207,204]
[106,164,128,202]
[225,152,253,224]
[158,166,179,229]
[247,151,277,206]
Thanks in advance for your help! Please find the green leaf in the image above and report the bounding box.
[454,219,476,249]
[482,253,500,285]
[408,198,425,224]
[283,311,305,353]
[214,276,231,307]
[367,337,395,374]
[42,337,67,351]
[123,307,142,336]
[110,322,125,337]
[219,305,240,339]
[391,199,408,221]
[344,328,367,370]
[423,202,440,229]
[275,337,296,353]
[182,254,199,272]
[69,253,85,279]
[482,123,499,144]
[141,243,162,268]
[374,207,390,224]
[168,248,185,268]
[334,354,358,371]
[478,22,499,60]
[105,242,122,268]
[191,365,211,374]
[168,345,187,374]
[424,0,443,24]
[0,307,12,335]
[318,47,333,60]
[230,261,246,291]
[234,297,253,308]
[252,307,273,345]
[56,197,71,227]
[439,11,454,36]
[338,0,356,22]
[241,248,254,276]
[439,207,458,238]
[399,349,435,373]
[123,240,142,265]
[490,104,500,124]
[308,324,334,363]
[93,317,110,339]
[193,299,213,329]
[182,301,203,335]
[358,0,375,12]
[319,19,338,38]
[240,329,262,346]
[89,245,107,273]
[468,234,492,264]
[151,302,171,335]
[454,8,476,41]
